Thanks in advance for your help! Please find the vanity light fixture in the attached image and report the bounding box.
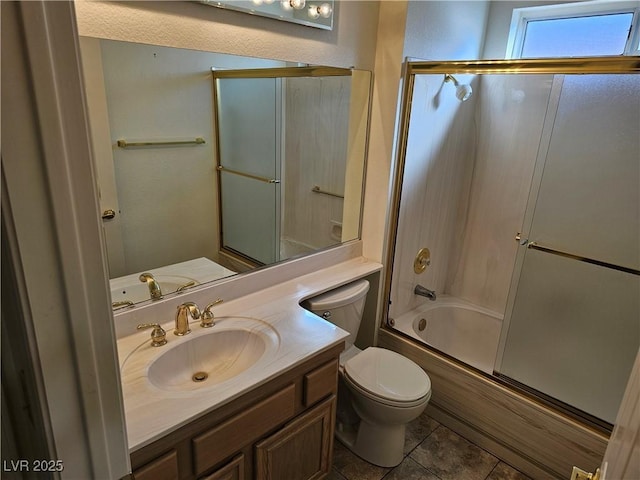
[281,0,306,10]
[204,0,333,30]
[308,2,332,19]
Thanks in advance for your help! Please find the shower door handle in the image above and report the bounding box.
[515,233,639,276]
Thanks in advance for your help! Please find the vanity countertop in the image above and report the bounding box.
[118,256,382,451]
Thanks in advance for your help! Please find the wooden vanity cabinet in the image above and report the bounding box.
[131,343,342,480]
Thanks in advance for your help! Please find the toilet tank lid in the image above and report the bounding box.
[302,279,370,311]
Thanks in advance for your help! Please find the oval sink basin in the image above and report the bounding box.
[146,323,278,391]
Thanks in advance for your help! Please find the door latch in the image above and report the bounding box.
[570,466,601,480]
[102,209,116,220]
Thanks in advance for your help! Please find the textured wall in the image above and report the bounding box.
[74,0,380,70]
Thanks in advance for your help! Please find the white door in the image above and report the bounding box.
[571,349,640,479]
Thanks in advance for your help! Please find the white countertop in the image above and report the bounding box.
[118,256,381,451]
[110,257,236,304]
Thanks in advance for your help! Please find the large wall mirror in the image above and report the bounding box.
[79,37,372,307]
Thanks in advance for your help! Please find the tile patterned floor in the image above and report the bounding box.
[329,412,532,480]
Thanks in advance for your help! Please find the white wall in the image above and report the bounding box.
[85,39,284,277]
[387,1,490,317]
[404,0,490,60]
[284,76,351,251]
[74,0,387,264]
[446,74,553,313]
[74,1,379,73]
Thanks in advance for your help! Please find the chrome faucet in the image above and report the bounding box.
[175,302,200,336]
[414,284,436,301]
[139,272,162,300]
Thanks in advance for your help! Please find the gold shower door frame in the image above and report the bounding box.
[211,66,352,267]
[383,56,640,428]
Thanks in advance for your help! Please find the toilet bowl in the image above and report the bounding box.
[301,280,432,467]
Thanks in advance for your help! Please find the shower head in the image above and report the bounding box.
[444,74,473,102]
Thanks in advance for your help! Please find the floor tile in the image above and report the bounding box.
[382,457,441,480]
[409,425,499,480]
[486,461,532,480]
[332,440,391,480]
[327,467,348,480]
[404,411,440,455]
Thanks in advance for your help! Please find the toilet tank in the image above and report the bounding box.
[301,279,370,348]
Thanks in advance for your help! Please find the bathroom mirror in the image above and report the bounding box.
[79,37,371,305]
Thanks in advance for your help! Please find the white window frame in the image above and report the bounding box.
[506,0,640,59]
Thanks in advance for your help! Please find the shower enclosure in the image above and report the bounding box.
[212,66,365,267]
[384,57,639,429]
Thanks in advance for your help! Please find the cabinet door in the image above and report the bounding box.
[200,454,244,480]
[255,396,335,480]
[132,449,178,480]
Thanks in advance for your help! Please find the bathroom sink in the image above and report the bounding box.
[143,318,280,391]
[110,275,198,303]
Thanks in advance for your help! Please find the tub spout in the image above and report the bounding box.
[414,284,436,301]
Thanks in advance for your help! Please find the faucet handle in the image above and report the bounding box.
[137,323,167,347]
[201,299,224,328]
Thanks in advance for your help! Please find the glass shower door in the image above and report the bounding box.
[215,76,281,265]
[496,74,640,424]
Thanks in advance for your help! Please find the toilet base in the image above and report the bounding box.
[335,418,406,468]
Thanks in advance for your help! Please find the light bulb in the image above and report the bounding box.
[290,0,306,10]
[281,0,293,10]
[252,0,264,5]
[308,4,320,18]
[318,2,332,17]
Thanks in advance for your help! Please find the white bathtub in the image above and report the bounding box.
[391,296,503,374]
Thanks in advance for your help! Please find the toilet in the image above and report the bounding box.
[301,279,432,468]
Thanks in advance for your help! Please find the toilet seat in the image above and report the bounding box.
[343,347,431,407]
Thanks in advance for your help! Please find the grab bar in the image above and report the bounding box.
[517,234,639,276]
[216,165,280,184]
[116,137,205,148]
[311,185,344,199]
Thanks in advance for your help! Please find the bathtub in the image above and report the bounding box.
[390,296,503,374]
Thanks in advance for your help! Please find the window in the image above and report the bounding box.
[506,0,640,58]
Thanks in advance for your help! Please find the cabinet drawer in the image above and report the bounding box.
[304,359,338,407]
[133,449,178,480]
[255,395,336,480]
[193,384,296,475]
[199,454,244,480]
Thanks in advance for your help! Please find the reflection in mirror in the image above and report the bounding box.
[213,67,365,267]
[78,38,371,306]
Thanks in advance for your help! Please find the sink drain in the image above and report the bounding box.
[192,371,209,383]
